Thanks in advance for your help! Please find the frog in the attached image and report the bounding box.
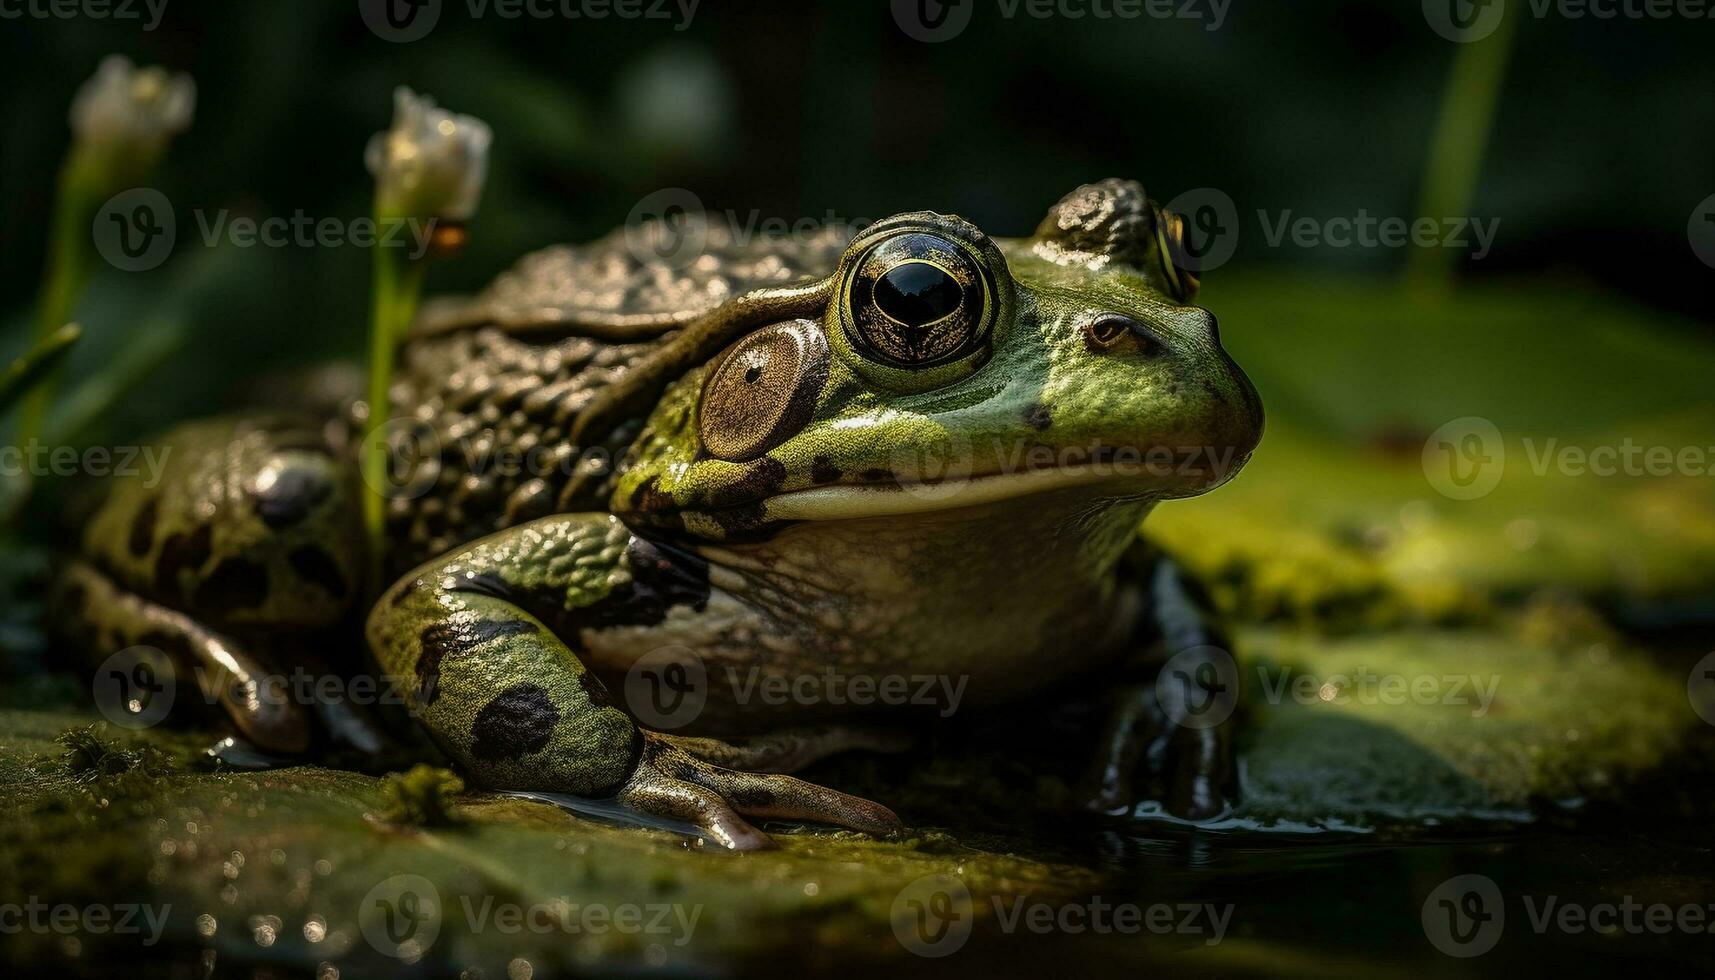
[55,179,1263,849]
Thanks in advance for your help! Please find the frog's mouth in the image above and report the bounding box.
[760,444,1243,522]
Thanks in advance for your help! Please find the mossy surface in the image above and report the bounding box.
[1157,273,1715,620]
[1233,626,1699,826]
[0,714,1108,976]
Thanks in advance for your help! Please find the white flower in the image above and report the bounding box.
[69,55,195,156]
[366,87,491,223]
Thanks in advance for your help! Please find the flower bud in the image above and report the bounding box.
[366,87,491,224]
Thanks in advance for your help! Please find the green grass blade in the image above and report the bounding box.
[0,323,83,417]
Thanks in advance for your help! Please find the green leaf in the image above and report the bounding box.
[0,323,81,417]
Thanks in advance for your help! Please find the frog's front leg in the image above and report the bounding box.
[367,515,902,850]
[1079,546,1239,821]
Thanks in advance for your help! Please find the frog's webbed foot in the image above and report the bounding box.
[1077,674,1234,822]
[620,735,902,851]
[655,724,911,774]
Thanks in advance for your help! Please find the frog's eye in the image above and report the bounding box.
[1154,208,1201,303]
[699,320,830,462]
[844,232,993,368]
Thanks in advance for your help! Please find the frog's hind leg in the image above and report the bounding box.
[59,415,382,758]
[655,726,911,774]
[55,560,314,754]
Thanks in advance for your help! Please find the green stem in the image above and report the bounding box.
[11,155,98,490]
[1405,8,1519,297]
[363,231,429,588]
[0,324,83,417]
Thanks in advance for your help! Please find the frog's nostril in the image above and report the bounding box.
[1083,314,1167,357]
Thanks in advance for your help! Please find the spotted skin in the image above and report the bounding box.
[66,415,369,752]
[60,180,1263,847]
[81,415,364,631]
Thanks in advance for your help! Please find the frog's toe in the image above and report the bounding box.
[1077,684,1235,822]
[1165,725,1233,821]
[688,764,903,836]
[617,763,776,851]
[622,737,901,850]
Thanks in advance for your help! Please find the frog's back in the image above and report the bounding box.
[388,218,850,569]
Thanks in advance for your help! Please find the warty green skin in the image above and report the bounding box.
[62,179,1263,848]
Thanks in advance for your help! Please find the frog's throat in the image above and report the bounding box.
[698,487,1151,632]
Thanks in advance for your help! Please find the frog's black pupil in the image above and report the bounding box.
[874,262,962,327]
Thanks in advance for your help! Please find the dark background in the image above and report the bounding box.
[1,0,1710,437]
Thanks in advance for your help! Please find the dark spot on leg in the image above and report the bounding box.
[577,671,613,708]
[192,558,269,611]
[448,571,515,602]
[470,682,560,761]
[416,617,538,706]
[861,467,893,483]
[251,465,332,529]
[288,546,348,599]
[726,785,777,808]
[128,498,158,558]
[1022,401,1053,431]
[155,524,213,599]
[810,455,842,484]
